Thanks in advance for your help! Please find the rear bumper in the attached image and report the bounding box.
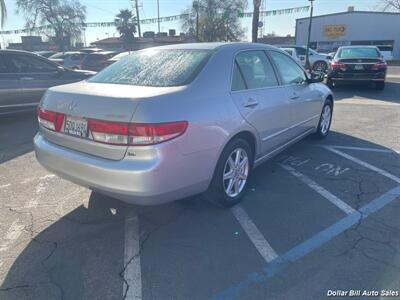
[328,71,386,82]
[34,133,213,205]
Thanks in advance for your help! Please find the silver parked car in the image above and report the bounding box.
[34,43,334,207]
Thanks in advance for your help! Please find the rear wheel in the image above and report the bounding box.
[375,81,385,90]
[205,138,253,208]
[313,61,328,73]
[315,101,333,139]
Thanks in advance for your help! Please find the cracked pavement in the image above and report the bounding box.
[0,71,400,299]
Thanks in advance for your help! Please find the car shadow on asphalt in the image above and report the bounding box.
[0,132,398,299]
[0,111,38,164]
[331,81,400,103]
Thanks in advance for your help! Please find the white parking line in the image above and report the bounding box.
[123,211,142,300]
[321,145,397,154]
[231,205,278,263]
[0,220,25,253]
[0,183,11,189]
[324,146,400,184]
[281,164,356,215]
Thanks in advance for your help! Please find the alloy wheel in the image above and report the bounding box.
[223,148,249,198]
[320,105,332,135]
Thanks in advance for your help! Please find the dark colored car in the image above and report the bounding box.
[34,51,57,58]
[327,46,387,90]
[81,51,117,72]
[0,50,96,115]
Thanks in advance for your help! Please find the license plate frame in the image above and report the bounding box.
[64,116,88,138]
[354,64,364,70]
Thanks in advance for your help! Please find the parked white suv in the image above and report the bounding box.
[278,45,331,72]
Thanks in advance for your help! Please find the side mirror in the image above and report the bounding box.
[308,71,324,83]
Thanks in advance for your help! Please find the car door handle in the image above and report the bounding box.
[20,77,34,81]
[290,93,300,100]
[243,98,259,108]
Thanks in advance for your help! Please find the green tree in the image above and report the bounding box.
[115,9,137,43]
[0,0,6,28]
[380,0,400,11]
[181,0,246,42]
[16,0,86,51]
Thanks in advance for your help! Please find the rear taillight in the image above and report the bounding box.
[331,60,346,71]
[37,108,64,132]
[88,119,129,145]
[371,61,387,70]
[128,122,188,145]
[88,119,188,146]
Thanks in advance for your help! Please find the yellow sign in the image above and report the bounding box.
[324,25,346,39]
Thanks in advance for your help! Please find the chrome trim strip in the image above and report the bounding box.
[255,128,315,165]
[261,114,319,142]
[0,102,39,108]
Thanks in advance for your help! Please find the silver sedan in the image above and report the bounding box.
[34,43,334,207]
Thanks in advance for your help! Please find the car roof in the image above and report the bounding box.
[277,45,305,49]
[0,49,38,55]
[87,51,116,55]
[137,42,279,52]
[338,46,379,49]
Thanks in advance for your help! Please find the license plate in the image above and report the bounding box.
[354,65,364,70]
[64,116,88,137]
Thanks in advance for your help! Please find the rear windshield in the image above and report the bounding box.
[337,48,380,58]
[88,49,211,87]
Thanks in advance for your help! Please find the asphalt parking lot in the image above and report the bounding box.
[0,67,399,300]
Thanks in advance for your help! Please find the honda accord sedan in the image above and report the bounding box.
[34,43,334,207]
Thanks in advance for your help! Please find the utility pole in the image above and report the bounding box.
[305,0,314,70]
[252,0,261,42]
[193,1,199,42]
[157,0,160,33]
[134,0,141,38]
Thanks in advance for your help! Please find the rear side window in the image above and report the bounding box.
[235,50,278,89]
[296,47,306,55]
[231,62,246,91]
[89,49,211,87]
[5,54,57,73]
[269,51,307,85]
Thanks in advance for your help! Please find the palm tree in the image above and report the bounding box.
[0,0,7,28]
[115,9,137,43]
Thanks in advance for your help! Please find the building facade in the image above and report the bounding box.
[295,10,400,58]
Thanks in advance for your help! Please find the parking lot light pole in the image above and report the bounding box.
[305,0,314,71]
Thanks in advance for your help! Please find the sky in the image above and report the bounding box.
[0,0,383,48]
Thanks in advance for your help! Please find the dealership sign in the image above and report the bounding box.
[324,25,346,39]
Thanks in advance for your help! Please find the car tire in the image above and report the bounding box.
[313,61,328,73]
[205,138,253,208]
[315,100,333,139]
[375,82,385,90]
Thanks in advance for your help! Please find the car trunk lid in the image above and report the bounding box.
[39,81,181,160]
[337,58,383,73]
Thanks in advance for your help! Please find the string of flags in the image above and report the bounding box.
[0,6,309,35]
